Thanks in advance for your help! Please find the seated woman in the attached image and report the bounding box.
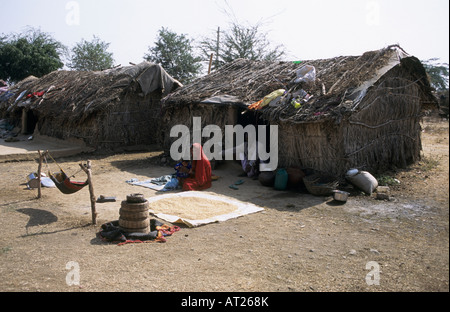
[182,143,212,191]
[222,139,259,179]
[239,141,259,179]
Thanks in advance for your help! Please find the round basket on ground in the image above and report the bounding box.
[303,173,339,196]
[119,225,151,234]
[119,197,150,233]
[119,218,150,229]
[119,208,149,220]
[120,200,149,212]
[126,193,146,203]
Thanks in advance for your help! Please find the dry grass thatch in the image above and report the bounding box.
[162,45,435,124]
[160,45,437,177]
[2,62,181,123]
[1,62,182,148]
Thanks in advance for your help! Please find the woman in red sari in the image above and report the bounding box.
[182,143,212,191]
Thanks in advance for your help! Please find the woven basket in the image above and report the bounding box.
[303,174,338,196]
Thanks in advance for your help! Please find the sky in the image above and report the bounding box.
[1,0,449,70]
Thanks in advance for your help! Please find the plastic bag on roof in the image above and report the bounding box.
[294,65,316,84]
[248,89,285,110]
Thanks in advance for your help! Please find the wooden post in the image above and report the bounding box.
[37,150,49,198]
[37,150,42,199]
[79,160,97,225]
[208,53,213,74]
[215,26,220,70]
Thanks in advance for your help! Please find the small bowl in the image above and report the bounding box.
[333,190,350,202]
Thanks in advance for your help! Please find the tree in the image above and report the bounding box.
[0,27,66,83]
[422,58,449,118]
[144,27,202,83]
[421,58,449,91]
[68,36,114,71]
[199,22,285,71]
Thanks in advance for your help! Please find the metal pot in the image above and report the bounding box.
[333,190,349,202]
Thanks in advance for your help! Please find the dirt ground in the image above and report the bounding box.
[0,115,448,293]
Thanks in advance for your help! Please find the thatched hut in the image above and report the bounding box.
[1,62,182,150]
[160,45,436,177]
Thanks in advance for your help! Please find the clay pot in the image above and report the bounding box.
[259,171,276,187]
[286,167,306,186]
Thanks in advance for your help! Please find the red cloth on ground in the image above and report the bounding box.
[182,143,212,191]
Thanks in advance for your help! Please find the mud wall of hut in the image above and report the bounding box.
[36,91,163,150]
[277,66,424,177]
[342,68,423,173]
[161,104,238,153]
[276,121,344,176]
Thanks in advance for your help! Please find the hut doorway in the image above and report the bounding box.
[237,108,269,128]
[236,108,271,144]
[21,109,38,135]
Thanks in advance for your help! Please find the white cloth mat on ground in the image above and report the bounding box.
[147,191,264,227]
[126,178,165,191]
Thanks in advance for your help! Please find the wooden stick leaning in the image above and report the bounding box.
[36,150,49,199]
[37,150,42,199]
[79,160,97,225]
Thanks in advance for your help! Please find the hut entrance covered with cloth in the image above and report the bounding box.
[160,45,437,177]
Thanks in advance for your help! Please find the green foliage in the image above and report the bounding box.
[0,27,66,82]
[199,22,285,71]
[376,175,400,186]
[68,36,114,71]
[417,155,440,172]
[421,58,449,91]
[144,27,202,84]
[1,246,12,254]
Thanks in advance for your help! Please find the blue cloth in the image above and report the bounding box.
[161,178,179,192]
[174,162,192,178]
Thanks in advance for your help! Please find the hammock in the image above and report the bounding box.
[42,151,89,195]
[48,168,89,195]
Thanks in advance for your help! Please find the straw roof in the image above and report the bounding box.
[162,45,435,123]
[2,62,182,123]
